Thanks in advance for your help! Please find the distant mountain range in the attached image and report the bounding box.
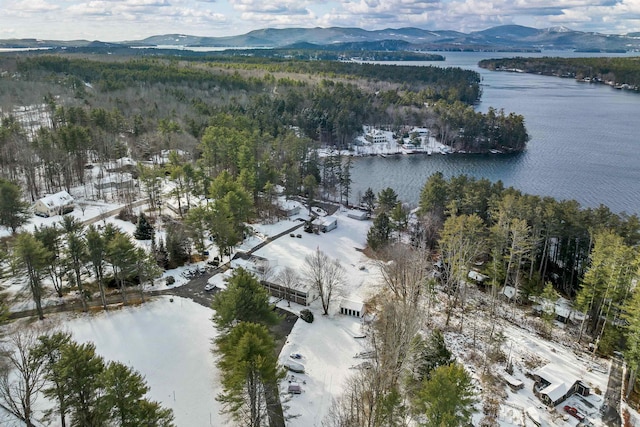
[2,25,640,52]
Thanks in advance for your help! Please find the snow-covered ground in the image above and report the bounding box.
[0,177,625,427]
[278,314,367,426]
[66,296,223,427]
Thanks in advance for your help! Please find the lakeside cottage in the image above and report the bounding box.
[34,190,74,217]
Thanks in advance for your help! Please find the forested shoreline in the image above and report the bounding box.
[478,56,640,89]
[0,53,527,204]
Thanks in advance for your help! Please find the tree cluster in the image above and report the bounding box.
[417,172,640,298]
[0,329,173,427]
[8,218,162,319]
[431,101,529,152]
[326,243,476,426]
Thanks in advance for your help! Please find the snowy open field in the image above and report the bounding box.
[64,296,223,427]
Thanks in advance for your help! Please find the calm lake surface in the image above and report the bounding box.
[350,52,640,215]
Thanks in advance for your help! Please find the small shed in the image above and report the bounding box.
[502,286,519,301]
[500,371,524,391]
[278,199,302,217]
[34,191,74,217]
[468,270,489,284]
[321,216,338,232]
[347,210,369,221]
[309,216,338,233]
[340,299,365,318]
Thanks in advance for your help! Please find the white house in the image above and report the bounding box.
[365,129,388,144]
[278,198,302,217]
[33,191,74,217]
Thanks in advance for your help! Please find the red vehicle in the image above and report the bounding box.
[563,405,585,421]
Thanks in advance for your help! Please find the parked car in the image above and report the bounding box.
[563,405,584,421]
[284,361,305,373]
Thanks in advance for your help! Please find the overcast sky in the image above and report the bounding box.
[2,0,639,41]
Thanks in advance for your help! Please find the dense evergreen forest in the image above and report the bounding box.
[478,56,640,88]
[0,52,527,203]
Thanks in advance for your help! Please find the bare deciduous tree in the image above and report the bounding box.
[378,244,431,307]
[276,266,300,307]
[0,327,47,427]
[304,248,345,315]
[324,296,421,427]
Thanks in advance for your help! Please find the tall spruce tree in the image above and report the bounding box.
[211,267,280,331]
[412,363,476,427]
[215,322,284,427]
[133,212,155,240]
[13,233,51,320]
[0,179,30,234]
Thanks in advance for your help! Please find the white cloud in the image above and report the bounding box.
[3,0,60,16]
[0,0,639,41]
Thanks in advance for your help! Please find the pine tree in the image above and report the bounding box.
[412,363,477,427]
[100,361,174,427]
[61,216,88,311]
[32,332,73,427]
[215,322,284,427]
[413,330,454,382]
[133,212,155,241]
[59,341,108,427]
[12,233,51,320]
[376,187,399,215]
[155,237,169,269]
[165,222,190,268]
[367,212,392,251]
[0,179,30,234]
[362,187,376,215]
[35,335,175,427]
[106,232,139,305]
[211,267,280,331]
[418,171,448,218]
[85,225,108,310]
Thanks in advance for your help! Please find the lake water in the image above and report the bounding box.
[350,52,640,215]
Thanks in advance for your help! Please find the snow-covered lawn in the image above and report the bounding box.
[252,209,380,304]
[59,296,221,427]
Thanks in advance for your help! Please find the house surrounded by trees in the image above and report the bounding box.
[533,363,590,406]
[33,190,74,217]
